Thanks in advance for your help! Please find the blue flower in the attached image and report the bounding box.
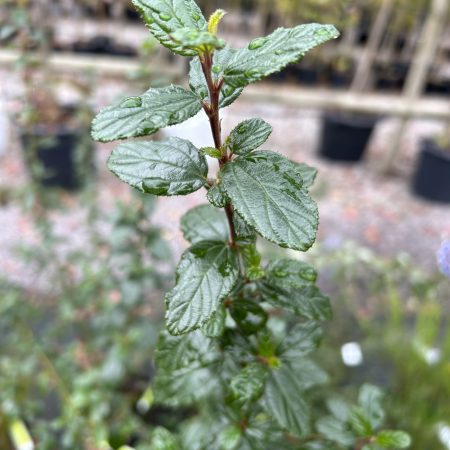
[437,240,450,278]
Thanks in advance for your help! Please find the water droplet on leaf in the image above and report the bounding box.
[236,124,247,134]
[159,12,171,21]
[192,12,200,21]
[275,49,283,55]
[248,37,267,50]
[212,64,222,74]
[120,96,142,108]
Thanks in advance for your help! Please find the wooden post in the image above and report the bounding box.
[350,0,394,93]
[381,0,450,174]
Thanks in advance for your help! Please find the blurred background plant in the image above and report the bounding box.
[0,189,172,449]
[306,242,450,450]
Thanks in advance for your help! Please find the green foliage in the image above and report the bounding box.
[92,86,202,142]
[90,2,410,449]
[0,193,171,448]
[108,138,208,195]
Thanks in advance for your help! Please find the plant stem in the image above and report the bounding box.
[201,52,237,247]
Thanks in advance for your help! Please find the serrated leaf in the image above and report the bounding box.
[277,322,323,360]
[156,330,218,372]
[92,85,201,142]
[108,138,207,196]
[201,146,223,158]
[230,299,268,335]
[166,241,239,334]
[223,24,339,88]
[153,366,218,406]
[262,284,331,320]
[207,183,229,207]
[245,150,317,189]
[289,358,328,389]
[229,362,267,405]
[132,0,207,56]
[170,27,225,52]
[217,425,241,450]
[227,118,272,156]
[316,417,355,447]
[202,304,226,337]
[264,363,310,437]
[189,46,243,108]
[358,384,385,430]
[266,259,318,286]
[181,204,229,243]
[375,431,411,448]
[260,259,331,320]
[349,408,374,437]
[240,244,264,281]
[150,426,180,450]
[220,156,318,251]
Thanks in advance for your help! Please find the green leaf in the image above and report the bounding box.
[180,204,229,243]
[156,330,218,372]
[92,85,202,142]
[230,299,268,335]
[150,426,180,450]
[277,322,323,360]
[240,244,264,281]
[229,362,267,405]
[348,408,374,437]
[223,24,339,88]
[316,417,355,447]
[170,27,225,53]
[202,304,226,338]
[375,431,411,448]
[227,118,272,156]
[358,384,385,430]
[132,0,207,56]
[107,138,208,196]
[264,363,310,437]
[217,425,241,450]
[153,366,218,406]
[260,259,331,320]
[189,46,243,108]
[289,358,328,390]
[245,150,317,189]
[220,156,318,251]
[265,259,318,286]
[201,146,223,158]
[207,183,229,207]
[166,241,239,334]
[297,163,318,189]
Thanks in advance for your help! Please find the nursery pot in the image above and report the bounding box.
[412,139,450,203]
[318,112,378,162]
[21,125,93,190]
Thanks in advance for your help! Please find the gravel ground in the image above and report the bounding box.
[1,81,449,289]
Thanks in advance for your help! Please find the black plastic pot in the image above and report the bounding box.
[412,139,450,203]
[318,112,378,162]
[72,36,136,57]
[290,65,319,86]
[21,126,93,190]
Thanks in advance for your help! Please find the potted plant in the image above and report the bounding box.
[412,124,450,203]
[91,2,411,448]
[317,0,392,162]
[10,1,95,190]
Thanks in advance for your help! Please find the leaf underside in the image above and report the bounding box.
[92,85,201,142]
[132,0,207,56]
[108,137,208,196]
